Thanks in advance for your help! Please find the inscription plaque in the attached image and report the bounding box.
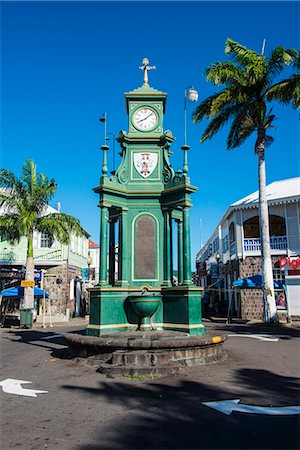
[135,215,156,279]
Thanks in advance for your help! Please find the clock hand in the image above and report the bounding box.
[139,113,153,123]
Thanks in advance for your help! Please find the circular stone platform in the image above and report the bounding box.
[64,330,227,377]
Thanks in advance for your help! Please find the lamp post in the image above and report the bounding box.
[181,86,199,286]
[100,112,109,177]
[99,113,109,285]
[182,86,199,175]
[215,252,222,314]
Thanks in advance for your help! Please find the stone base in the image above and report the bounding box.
[64,330,227,378]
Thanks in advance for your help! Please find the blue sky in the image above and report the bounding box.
[1,1,299,269]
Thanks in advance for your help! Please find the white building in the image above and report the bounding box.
[196,178,300,322]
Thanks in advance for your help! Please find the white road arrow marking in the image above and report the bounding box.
[40,334,64,340]
[228,334,279,342]
[202,399,300,416]
[0,378,48,397]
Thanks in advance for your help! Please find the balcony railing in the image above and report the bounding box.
[244,236,288,252]
[0,248,63,263]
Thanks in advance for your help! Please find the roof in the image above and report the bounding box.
[88,240,99,249]
[124,84,167,113]
[125,84,167,97]
[232,177,300,207]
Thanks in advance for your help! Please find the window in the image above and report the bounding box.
[243,215,286,238]
[223,235,229,252]
[243,216,260,238]
[40,232,53,248]
[229,222,235,244]
[213,237,219,253]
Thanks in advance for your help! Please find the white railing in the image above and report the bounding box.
[244,236,288,252]
[0,248,63,263]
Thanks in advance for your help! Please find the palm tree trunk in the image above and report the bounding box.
[256,133,278,322]
[23,231,35,310]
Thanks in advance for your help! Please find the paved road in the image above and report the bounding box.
[1,321,299,450]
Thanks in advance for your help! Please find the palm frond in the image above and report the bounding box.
[266,74,300,109]
[209,88,249,116]
[36,213,89,245]
[0,169,21,190]
[227,109,256,149]
[205,62,244,86]
[225,38,262,67]
[192,93,223,122]
[0,214,23,244]
[267,46,299,79]
[200,107,236,142]
[265,135,275,147]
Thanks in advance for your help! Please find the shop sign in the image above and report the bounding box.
[279,257,300,270]
[275,291,287,310]
[210,263,219,279]
[21,280,35,287]
[0,270,42,281]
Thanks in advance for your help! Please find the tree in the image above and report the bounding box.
[0,159,89,321]
[193,39,299,323]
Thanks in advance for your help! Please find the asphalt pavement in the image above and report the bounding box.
[0,320,299,450]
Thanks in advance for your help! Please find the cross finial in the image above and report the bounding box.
[139,58,156,86]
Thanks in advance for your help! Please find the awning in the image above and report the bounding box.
[233,274,286,290]
[0,286,49,298]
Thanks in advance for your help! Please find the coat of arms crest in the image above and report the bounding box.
[133,153,158,178]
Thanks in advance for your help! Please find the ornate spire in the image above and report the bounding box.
[139,58,156,86]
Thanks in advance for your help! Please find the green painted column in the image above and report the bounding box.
[119,209,129,286]
[169,213,173,284]
[177,219,183,284]
[182,206,192,285]
[163,211,172,286]
[99,206,108,285]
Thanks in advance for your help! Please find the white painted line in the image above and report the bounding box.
[228,334,279,342]
[0,378,48,397]
[40,334,64,340]
[203,399,300,416]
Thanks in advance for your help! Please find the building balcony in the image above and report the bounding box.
[0,248,64,266]
[244,236,288,254]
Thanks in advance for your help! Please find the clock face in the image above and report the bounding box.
[133,107,158,131]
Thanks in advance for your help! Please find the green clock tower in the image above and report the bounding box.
[87,59,205,337]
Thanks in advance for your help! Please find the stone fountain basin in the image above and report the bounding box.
[128,293,161,318]
[64,330,227,378]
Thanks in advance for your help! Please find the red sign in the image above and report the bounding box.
[279,257,300,270]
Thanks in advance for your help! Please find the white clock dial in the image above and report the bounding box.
[133,107,158,131]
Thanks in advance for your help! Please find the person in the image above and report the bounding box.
[202,291,210,317]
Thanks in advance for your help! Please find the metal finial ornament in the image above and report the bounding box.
[139,58,156,86]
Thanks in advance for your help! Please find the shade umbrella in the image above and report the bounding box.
[0,286,49,298]
[233,274,286,290]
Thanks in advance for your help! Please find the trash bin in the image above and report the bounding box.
[20,309,33,328]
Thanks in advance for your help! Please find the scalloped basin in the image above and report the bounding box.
[128,294,161,319]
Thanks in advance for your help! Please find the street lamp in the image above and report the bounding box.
[86,255,92,281]
[182,86,199,174]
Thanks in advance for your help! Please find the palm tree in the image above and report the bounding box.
[0,159,89,321]
[193,39,299,323]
